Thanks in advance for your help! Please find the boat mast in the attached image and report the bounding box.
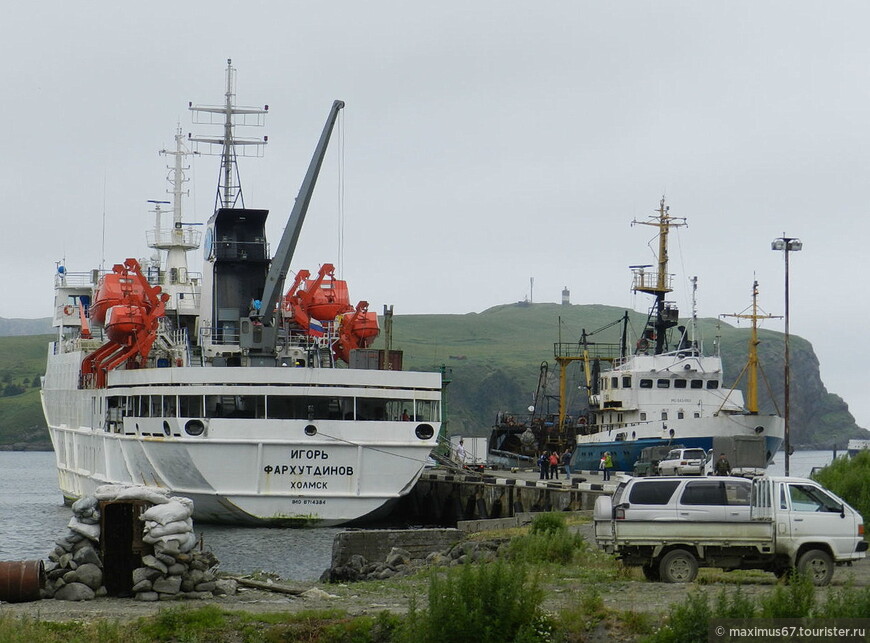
[631,197,686,354]
[188,59,268,211]
[722,280,780,413]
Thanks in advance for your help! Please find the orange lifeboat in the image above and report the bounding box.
[306,278,351,321]
[351,311,379,339]
[91,274,144,325]
[105,305,147,344]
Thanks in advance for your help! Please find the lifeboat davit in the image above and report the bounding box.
[305,279,351,321]
[105,305,147,344]
[91,274,144,325]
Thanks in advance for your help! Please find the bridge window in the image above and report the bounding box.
[656,379,670,388]
[622,376,632,388]
[674,379,687,389]
[611,377,619,389]
[690,380,703,389]
[706,380,719,389]
[640,379,653,389]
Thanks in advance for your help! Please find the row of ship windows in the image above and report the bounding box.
[103,395,440,422]
[601,377,720,390]
[605,410,702,423]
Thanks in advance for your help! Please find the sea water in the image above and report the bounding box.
[0,451,338,580]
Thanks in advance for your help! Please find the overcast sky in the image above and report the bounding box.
[1,2,867,430]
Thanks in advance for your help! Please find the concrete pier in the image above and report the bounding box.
[396,466,617,526]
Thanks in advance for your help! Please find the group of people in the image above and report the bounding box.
[538,448,573,480]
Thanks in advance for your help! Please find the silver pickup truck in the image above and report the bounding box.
[594,475,867,585]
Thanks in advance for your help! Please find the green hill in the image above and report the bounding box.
[0,334,53,449]
[1,305,865,450]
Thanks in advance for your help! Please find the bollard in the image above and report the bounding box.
[0,560,45,603]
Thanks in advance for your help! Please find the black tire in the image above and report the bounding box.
[642,562,660,582]
[658,549,699,583]
[796,549,834,586]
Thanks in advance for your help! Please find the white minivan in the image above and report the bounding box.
[595,476,752,522]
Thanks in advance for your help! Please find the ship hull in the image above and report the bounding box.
[571,414,784,472]
[42,351,441,526]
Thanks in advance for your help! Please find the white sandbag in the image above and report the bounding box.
[71,496,98,515]
[169,496,194,512]
[140,500,192,525]
[68,516,101,541]
[143,518,193,538]
[113,486,171,505]
[143,530,197,552]
[94,484,128,500]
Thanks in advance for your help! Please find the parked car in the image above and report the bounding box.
[594,476,867,584]
[595,476,752,522]
[632,445,681,477]
[657,448,707,476]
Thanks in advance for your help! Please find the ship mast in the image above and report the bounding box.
[630,197,687,354]
[722,280,781,413]
[188,58,268,211]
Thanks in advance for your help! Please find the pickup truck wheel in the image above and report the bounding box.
[642,563,660,582]
[796,549,834,586]
[659,549,698,583]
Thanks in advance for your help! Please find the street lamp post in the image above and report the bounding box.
[771,236,802,476]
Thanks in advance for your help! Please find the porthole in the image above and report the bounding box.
[415,424,435,440]
[184,419,205,436]
[304,425,317,436]
[162,421,171,437]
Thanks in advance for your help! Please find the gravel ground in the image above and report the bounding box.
[3,530,869,624]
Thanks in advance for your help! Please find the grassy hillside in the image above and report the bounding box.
[1,305,865,450]
[0,334,53,449]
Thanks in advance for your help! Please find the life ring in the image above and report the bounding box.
[578,417,587,425]
[637,338,649,350]
[63,305,74,316]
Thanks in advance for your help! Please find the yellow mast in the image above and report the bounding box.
[722,280,780,413]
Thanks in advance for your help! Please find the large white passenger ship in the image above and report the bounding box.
[41,61,441,526]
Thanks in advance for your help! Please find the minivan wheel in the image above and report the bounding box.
[659,549,698,583]
[796,549,834,586]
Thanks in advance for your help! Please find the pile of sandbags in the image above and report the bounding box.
[43,485,236,602]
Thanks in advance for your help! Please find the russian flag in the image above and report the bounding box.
[308,319,325,337]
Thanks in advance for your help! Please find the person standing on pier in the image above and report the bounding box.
[538,452,548,479]
[561,448,573,479]
[549,451,560,480]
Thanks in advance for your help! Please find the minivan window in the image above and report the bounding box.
[628,480,681,505]
[681,480,750,506]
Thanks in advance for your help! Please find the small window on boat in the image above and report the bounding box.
[640,412,647,421]
[656,379,670,389]
[640,379,653,389]
[611,377,619,389]
[622,376,632,388]
[677,411,684,419]
[706,380,719,389]
[674,379,687,389]
[415,400,440,422]
[179,395,204,418]
[661,411,668,420]
[690,380,703,389]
